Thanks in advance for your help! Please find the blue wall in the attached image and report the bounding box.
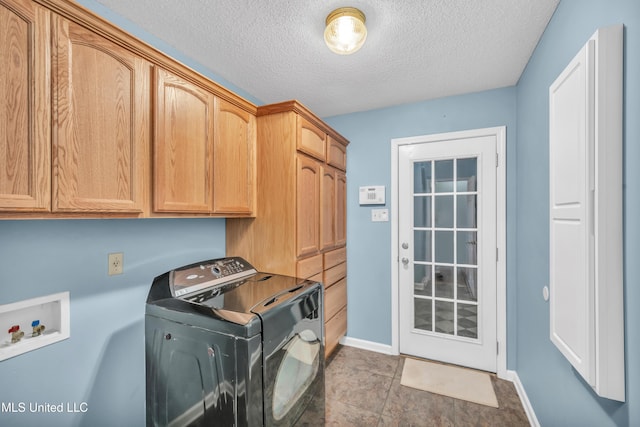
[324,88,518,367]
[514,0,639,425]
[0,219,226,426]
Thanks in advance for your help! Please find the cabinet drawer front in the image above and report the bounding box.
[324,262,346,287]
[326,136,347,171]
[325,306,347,357]
[297,254,323,278]
[325,278,347,321]
[324,247,346,269]
[297,116,326,161]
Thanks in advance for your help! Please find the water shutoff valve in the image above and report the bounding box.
[8,325,24,343]
[31,320,45,337]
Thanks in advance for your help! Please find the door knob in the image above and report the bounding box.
[401,257,409,265]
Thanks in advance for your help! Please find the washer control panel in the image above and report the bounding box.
[170,257,257,298]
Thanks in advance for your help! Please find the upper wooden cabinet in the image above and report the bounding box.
[1,0,258,218]
[297,116,326,161]
[52,15,149,212]
[0,0,51,211]
[153,67,214,213]
[213,98,256,216]
[153,69,257,216]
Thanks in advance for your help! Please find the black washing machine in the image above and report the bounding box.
[145,257,325,426]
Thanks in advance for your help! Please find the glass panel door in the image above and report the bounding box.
[413,158,479,340]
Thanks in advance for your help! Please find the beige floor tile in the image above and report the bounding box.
[323,345,529,427]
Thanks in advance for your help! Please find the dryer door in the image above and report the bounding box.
[260,285,325,426]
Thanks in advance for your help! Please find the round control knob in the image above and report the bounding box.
[211,266,222,276]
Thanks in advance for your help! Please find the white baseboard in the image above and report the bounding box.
[506,370,539,427]
[339,336,397,355]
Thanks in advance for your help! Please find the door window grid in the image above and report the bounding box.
[413,158,479,340]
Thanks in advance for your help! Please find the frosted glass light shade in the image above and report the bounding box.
[324,7,367,55]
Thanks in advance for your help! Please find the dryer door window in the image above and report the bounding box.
[272,330,321,420]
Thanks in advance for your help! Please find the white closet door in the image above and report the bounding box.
[549,24,624,402]
[549,39,595,382]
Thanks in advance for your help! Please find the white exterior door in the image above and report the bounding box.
[397,133,498,372]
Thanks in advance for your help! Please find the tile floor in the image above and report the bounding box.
[323,345,530,426]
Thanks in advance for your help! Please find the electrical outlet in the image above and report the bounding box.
[108,252,124,276]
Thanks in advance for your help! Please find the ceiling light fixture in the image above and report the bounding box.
[324,7,367,55]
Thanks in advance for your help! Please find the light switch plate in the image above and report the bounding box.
[371,208,389,222]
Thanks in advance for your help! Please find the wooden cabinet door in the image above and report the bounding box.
[335,170,347,247]
[320,166,336,251]
[0,0,50,211]
[154,68,214,213]
[297,116,326,161]
[296,154,320,258]
[52,16,148,212]
[326,136,347,171]
[213,98,256,215]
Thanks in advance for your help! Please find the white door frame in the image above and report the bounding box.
[390,126,507,379]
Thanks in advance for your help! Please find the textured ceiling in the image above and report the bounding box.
[94,0,559,118]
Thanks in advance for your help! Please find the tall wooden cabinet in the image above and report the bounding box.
[227,100,349,357]
[0,0,51,211]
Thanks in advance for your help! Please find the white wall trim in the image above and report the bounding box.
[506,370,540,427]
[390,126,508,379]
[340,336,396,355]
